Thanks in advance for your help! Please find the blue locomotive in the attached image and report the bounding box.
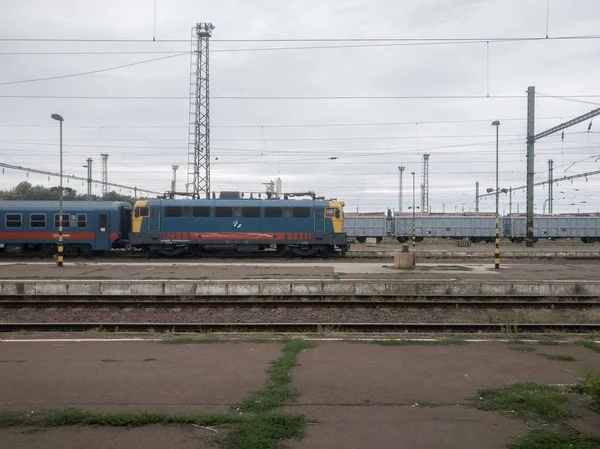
[129,197,348,256]
[0,201,131,255]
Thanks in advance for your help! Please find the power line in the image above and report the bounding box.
[0,115,574,128]
[2,94,600,101]
[1,34,600,43]
[0,52,188,86]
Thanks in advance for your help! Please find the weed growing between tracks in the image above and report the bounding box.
[472,382,574,423]
[579,341,600,353]
[507,430,600,449]
[472,381,600,448]
[226,339,314,449]
[541,354,578,362]
[0,409,243,428]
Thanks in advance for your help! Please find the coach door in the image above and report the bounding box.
[150,208,160,232]
[97,213,110,249]
[314,208,325,233]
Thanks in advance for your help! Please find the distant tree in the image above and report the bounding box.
[0,182,138,204]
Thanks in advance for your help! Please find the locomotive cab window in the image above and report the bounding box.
[134,206,149,218]
[165,206,182,217]
[77,214,87,228]
[233,207,243,218]
[282,207,292,218]
[292,207,310,218]
[30,214,46,228]
[182,207,191,217]
[6,213,21,228]
[325,208,335,218]
[54,214,69,228]
[193,207,210,217]
[265,207,282,218]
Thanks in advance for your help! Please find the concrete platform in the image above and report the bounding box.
[291,342,600,406]
[2,338,599,449]
[283,406,528,449]
[0,261,600,297]
[0,341,281,413]
[0,425,227,449]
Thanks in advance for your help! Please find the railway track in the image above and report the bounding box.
[0,322,598,333]
[1,298,599,309]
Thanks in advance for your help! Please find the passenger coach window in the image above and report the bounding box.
[77,214,87,228]
[54,214,69,228]
[183,207,191,217]
[165,206,182,217]
[6,213,21,228]
[243,207,260,218]
[292,207,310,218]
[30,214,46,228]
[215,207,233,217]
[192,207,210,217]
[265,207,282,218]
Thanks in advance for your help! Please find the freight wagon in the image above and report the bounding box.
[344,214,600,243]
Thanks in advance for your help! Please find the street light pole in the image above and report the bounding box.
[411,172,416,248]
[51,114,64,267]
[492,120,501,269]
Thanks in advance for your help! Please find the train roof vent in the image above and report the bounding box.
[219,191,241,199]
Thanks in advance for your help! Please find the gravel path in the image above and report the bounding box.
[2,306,597,323]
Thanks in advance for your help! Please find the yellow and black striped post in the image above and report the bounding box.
[494,216,500,269]
[51,113,65,267]
[57,217,64,267]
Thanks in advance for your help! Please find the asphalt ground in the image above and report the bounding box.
[0,260,599,281]
[0,338,599,448]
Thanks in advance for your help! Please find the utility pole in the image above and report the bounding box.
[475,182,480,212]
[398,166,405,213]
[548,159,554,214]
[101,153,108,198]
[420,154,430,213]
[526,86,535,247]
[509,187,513,215]
[171,164,179,194]
[188,22,214,199]
[524,85,600,245]
[411,172,416,247]
[82,158,92,196]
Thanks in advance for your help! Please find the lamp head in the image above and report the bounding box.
[51,114,64,122]
[491,120,500,126]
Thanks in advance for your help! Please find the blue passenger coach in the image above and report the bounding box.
[130,198,348,256]
[0,201,131,254]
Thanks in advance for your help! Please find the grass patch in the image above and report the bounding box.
[541,354,578,362]
[0,409,241,428]
[578,341,600,353]
[372,338,465,347]
[573,372,600,412]
[240,340,314,412]
[223,413,305,449]
[508,429,600,449]
[472,382,573,423]
[509,345,537,353]
[536,340,568,346]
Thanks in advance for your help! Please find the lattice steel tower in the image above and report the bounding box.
[101,153,108,198]
[420,153,430,213]
[187,22,214,199]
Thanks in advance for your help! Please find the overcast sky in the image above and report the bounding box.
[1,0,600,214]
